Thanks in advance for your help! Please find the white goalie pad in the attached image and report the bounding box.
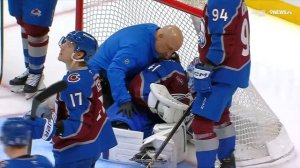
[107,128,144,163]
[140,123,188,165]
[148,83,189,123]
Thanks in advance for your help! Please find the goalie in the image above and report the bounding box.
[106,53,191,137]
[105,55,192,165]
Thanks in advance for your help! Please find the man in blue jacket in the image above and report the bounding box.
[88,23,184,117]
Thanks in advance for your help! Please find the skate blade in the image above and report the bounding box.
[25,82,46,100]
[10,85,25,93]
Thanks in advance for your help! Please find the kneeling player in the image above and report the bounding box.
[106,57,192,164]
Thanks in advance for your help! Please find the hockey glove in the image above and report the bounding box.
[25,117,55,141]
[118,101,137,118]
[193,64,213,93]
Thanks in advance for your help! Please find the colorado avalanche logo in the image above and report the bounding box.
[198,18,206,48]
[68,73,80,83]
[31,8,42,17]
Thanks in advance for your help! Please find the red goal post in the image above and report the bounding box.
[76,0,205,31]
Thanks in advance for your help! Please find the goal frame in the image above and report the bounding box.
[75,0,295,167]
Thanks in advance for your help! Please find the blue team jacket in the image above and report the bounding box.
[88,23,160,105]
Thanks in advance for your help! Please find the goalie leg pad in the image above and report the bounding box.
[142,123,188,164]
[107,128,144,163]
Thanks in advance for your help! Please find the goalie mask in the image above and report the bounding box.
[147,83,189,123]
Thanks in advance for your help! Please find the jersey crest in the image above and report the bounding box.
[31,8,42,17]
[67,73,80,83]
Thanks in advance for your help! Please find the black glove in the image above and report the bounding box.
[55,120,64,136]
[118,101,137,118]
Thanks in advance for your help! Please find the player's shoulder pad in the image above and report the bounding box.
[160,60,185,71]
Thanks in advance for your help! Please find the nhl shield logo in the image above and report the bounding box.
[31,8,42,17]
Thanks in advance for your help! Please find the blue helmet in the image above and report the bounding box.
[1,117,31,146]
[63,31,98,62]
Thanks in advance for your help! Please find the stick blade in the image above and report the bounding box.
[30,81,68,119]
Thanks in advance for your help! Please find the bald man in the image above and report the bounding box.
[88,23,183,117]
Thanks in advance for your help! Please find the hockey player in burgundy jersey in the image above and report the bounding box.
[190,0,251,167]
[106,55,191,138]
[0,117,53,168]
[26,31,117,168]
[8,0,58,98]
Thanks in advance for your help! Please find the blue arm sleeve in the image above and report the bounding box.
[206,0,240,65]
[88,49,103,73]
[107,49,138,105]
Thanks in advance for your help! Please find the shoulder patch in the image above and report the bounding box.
[67,73,80,83]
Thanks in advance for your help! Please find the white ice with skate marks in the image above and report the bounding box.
[0,85,31,117]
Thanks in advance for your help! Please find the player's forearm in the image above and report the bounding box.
[207,34,224,65]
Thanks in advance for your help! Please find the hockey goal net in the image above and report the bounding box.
[76,0,294,167]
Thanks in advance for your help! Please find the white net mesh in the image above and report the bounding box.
[78,0,293,166]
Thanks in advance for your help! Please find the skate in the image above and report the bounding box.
[219,153,236,168]
[9,69,29,93]
[23,73,46,100]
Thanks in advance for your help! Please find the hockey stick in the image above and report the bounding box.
[27,80,68,154]
[146,99,195,168]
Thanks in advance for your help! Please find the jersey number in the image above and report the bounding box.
[212,9,228,21]
[241,18,250,56]
[70,92,82,107]
[148,64,161,72]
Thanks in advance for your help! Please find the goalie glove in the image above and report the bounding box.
[193,64,213,93]
[148,84,189,123]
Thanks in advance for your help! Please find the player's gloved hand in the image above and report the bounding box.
[25,117,55,141]
[193,64,213,93]
[118,101,137,118]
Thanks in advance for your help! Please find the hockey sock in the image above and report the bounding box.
[27,34,49,74]
[24,24,49,74]
[21,27,29,68]
[192,115,218,168]
[215,109,236,160]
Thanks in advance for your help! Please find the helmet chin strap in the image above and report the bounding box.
[69,53,85,70]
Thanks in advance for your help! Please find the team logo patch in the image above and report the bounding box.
[68,73,80,83]
[31,8,42,17]
[124,58,130,64]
